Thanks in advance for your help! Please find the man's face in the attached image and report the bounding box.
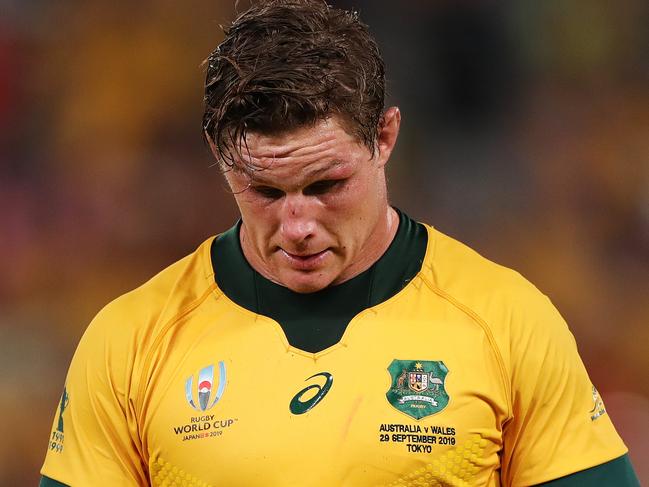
[221,110,400,293]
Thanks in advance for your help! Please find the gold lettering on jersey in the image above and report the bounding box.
[378,423,457,453]
[49,430,65,453]
[172,417,238,442]
[191,414,215,422]
[379,423,455,435]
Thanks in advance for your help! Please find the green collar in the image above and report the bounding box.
[211,208,427,352]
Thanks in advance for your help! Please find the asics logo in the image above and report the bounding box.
[289,372,333,415]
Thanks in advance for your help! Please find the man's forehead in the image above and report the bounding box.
[243,117,356,152]
[229,119,362,180]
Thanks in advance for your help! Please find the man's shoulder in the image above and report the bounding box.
[86,236,218,343]
[419,224,579,407]
[419,224,562,340]
[422,224,539,300]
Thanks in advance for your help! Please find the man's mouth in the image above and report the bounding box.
[279,249,330,270]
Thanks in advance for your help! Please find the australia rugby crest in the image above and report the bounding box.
[386,359,449,420]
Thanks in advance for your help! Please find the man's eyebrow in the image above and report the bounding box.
[248,160,347,186]
[302,160,346,180]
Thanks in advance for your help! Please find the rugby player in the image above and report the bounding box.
[40,1,639,485]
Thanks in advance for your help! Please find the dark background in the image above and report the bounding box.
[1,0,648,483]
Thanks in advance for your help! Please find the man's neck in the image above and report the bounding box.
[330,205,400,286]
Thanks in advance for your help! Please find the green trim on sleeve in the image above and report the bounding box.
[39,475,69,487]
[534,454,639,486]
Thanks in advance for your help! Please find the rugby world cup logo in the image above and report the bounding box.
[185,362,227,411]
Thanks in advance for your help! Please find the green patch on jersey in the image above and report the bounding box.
[56,386,69,433]
[386,360,449,420]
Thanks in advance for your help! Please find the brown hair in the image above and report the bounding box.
[202,0,385,170]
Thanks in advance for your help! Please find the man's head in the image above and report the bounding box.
[204,0,401,293]
[202,0,385,167]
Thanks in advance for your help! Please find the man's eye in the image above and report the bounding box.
[252,186,284,199]
[304,180,342,195]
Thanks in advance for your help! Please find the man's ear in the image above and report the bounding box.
[376,106,401,167]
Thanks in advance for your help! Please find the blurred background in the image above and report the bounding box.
[1,0,648,483]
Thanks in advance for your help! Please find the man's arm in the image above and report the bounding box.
[39,475,68,487]
[40,298,148,486]
[534,454,639,486]
[499,284,633,485]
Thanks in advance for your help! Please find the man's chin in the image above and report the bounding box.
[279,271,335,294]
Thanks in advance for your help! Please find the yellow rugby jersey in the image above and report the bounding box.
[42,212,627,486]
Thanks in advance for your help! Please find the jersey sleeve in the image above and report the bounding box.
[40,299,148,486]
[500,289,628,486]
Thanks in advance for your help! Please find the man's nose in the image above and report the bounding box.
[279,194,316,244]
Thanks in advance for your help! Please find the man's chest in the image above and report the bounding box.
[140,302,508,486]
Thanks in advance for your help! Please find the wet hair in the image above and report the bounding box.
[202,0,385,170]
